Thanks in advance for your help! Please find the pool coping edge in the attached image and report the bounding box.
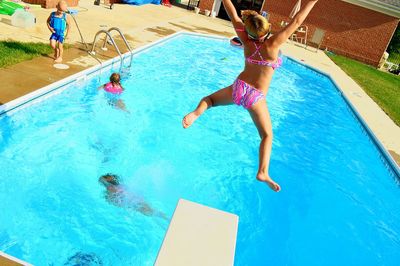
[0,251,33,266]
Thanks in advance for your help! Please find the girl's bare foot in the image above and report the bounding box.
[54,57,63,63]
[257,172,281,192]
[182,112,199,128]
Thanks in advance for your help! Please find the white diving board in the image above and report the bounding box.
[155,199,239,266]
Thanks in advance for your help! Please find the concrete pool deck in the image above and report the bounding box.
[0,0,399,166]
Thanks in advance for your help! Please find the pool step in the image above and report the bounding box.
[155,199,239,266]
[0,252,32,266]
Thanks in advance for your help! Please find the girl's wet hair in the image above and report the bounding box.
[100,173,120,185]
[241,10,271,40]
[110,73,121,85]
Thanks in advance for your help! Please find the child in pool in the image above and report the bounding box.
[99,73,127,112]
[46,0,70,63]
[99,173,167,219]
[182,0,319,192]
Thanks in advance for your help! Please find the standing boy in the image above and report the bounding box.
[46,0,70,63]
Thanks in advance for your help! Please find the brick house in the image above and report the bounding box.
[23,0,78,9]
[200,0,400,66]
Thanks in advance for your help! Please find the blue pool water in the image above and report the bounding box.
[0,34,399,265]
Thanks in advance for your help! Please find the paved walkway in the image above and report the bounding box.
[0,0,399,165]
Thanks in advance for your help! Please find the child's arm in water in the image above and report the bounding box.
[97,84,105,90]
[115,84,127,112]
[270,0,319,48]
[115,99,129,113]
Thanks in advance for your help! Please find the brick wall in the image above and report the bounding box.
[23,0,78,8]
[199,0,214,12]
[103,0,123,4]
[261,0,399,66]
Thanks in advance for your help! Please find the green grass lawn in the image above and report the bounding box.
[0,41,52,68]
[327,53,400,126]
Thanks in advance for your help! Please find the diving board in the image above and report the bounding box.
[155,199,239,266]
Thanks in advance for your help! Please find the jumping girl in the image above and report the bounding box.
[183,0,319,192]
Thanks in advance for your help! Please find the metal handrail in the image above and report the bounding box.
[86,28,133,69]
[88,51,103,66]
[102,27,133,67]
[103,27,133,52]
[67,11,89,50]
[67,11,102,68]
[90,30,123,62]
[63,13,131,68]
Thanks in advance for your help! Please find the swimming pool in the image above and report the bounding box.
[0,33,399,265]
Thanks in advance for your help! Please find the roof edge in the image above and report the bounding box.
[341,0,400,18]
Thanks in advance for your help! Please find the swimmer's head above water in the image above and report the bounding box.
[109,73,121,86]
[241,10,271,41]
[99,173,120,187]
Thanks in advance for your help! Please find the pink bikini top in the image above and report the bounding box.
[104,82,123,94]
[246,42,282,69]
[235,27,282,70]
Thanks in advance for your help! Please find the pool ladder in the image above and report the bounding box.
[67,12,132,68]
[89,27,134,68]
[88,27,133,67]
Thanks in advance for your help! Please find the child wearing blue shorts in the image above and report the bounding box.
[46,0,70,63]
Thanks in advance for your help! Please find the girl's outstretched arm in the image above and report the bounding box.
[222,0,241,26]
[270,0,319,47]
[222,0,247,40]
